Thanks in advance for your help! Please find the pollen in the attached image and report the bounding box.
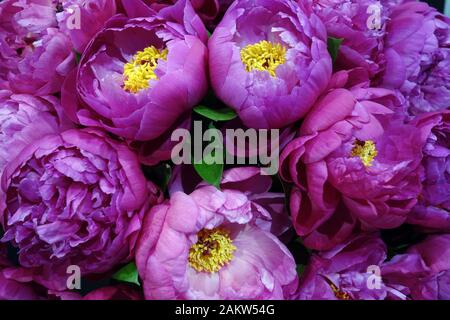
[321,275,352,300]
[240,40,286,77]
[123,46,168,93]
[351,140,378,167]
[189,228,236,273]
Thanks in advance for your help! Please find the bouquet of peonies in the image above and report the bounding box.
[0,0,448,300]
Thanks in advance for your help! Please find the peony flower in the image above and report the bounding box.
[280,77,429,250]
[208,0,332,129]
[56,0,117,53]
[136,167,298,300]
[407,111,450,232]
[7,28,75,95]
[298,233,398,300]
[0,90,68,177]
[0,0,57,43]
[380,1,450,115]
[0,1,76,94]
[0,128,162,291]
[310,0,397,79]
[382,234,450,300]
[62,0,208,142]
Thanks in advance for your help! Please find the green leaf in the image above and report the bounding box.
[74,50,82,64]
[193,122,224,188]
[112,262,140,286]
[194,105,237,122]
[193,151,224,188]
[144,163,172,192]
[327,37,343,64]
[296,264,306,277]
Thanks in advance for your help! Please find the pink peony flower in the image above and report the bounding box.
[298,233,397,300]
[380,1,450,114]
[382,234,450,300]
[209,0,332,129]
[407,111,450,232]
[0,128,162,290]
[136,167,298,299]
[62,0,208,142]
[280,75,429,250]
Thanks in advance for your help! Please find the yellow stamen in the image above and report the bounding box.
[321,276,352,300]
[240,40,286,77]
[189,228,236,273]
[351,140,378,167]
[123,46,168,93]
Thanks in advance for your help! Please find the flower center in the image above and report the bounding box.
[322,276,352,300]
[330,282,352,300]
[123,46,168,93]
[351,140,378,167]
[188,228,236,273]
[240,40,286,77]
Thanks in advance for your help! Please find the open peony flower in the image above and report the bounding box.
[298,233,397,300]
[382,234,450,300]
[407,111,450,232]
[56,0,117,53]
[380,1,450,115]
[62,0,208,142]
[0,128,162,291]
[209,0,332,129]
[136,167,298,300]
[280,78,429,250]
[0,90,67,177]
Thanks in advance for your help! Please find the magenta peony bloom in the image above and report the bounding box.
[0,1,75,94]
[280,78,429,250]
[382,234,450,300]
[0,0,57,44]
[407,111,450,232]
[0,90,66,178]
[136,167,298,299]
[298,233,399,300]
[0,128,162,290]
[380,1,450,115]
[62,0,208,142]
[311,0,397,79]
[8,28,75,95]
[56,0,117,53]
[209,0,332,129]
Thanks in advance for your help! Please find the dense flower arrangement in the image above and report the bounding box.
[0,0,448,300]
